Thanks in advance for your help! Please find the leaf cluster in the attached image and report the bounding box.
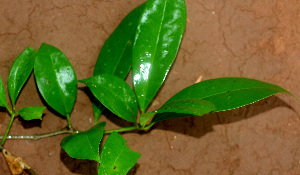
[0,0,296,174]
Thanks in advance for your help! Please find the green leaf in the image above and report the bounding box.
[34,43,77,117]
[139,112,156,127]
[17,106,45,120]
[8,47,37,108]
[92,3,146,122]
[152,77,292,123]
[94,3,145,78]
[98,132,141,175]
[92,98,106,124]
[60,122,106,162]
[132,0,187,112]
[0,76,8,108]
[79,74,138,123]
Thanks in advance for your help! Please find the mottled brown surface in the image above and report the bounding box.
[0,0,299,174]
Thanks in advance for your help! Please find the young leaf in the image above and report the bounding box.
[139,112,156,128]
[8,47,37,108]
[79,74,138,123]
[98,132,141,175]
[60,122,106,162]
[132,0,187,112]
[34,43,77,117]
[92,99,106,124]
[92,3,146,122]
[0,76,8,108]
[17,106,45,120]
[152,77,292,123]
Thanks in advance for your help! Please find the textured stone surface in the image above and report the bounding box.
[0,0,299,174]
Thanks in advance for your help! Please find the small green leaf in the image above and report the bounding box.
[8,47,37,108]
[98,132,140,175]
[139,112,156,127]
[92,3,146,122]
[17,106,45,120]
[80,74,138,123]
[34,43,77,117]
[92,98,106,124]
[152,77,292,123]
[60,122,106,162]
[0,76,8,108]
[132,0,187,112]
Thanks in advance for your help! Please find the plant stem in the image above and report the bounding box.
[1,113,15,145]
[0,123,155,141]
[103,125,139,134]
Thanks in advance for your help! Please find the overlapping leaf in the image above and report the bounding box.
[132,0,187,112]
[80,74,138,122]
[17,106,45,120]
[8,47,37,109]
[152,77,292,123]
[34,43,77,117]
[98,132,140,175]
[0,76,8,108]
[92,3,146,123]
[60,122,106,162]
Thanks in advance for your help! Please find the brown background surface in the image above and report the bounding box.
[0,0,299,174]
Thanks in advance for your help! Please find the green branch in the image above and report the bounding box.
[0,124,154,141]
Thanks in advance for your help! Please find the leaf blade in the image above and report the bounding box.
[17,106,45,120]
[60,122,106,162]
[0,76,8,108]
[132,0,187,112]
[80,74,138,122]
[152,77,291,122]
[34,43,77,117]
[98,132,140,175]
[8,47,37,108]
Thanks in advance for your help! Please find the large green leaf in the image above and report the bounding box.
[98,132,141,175]
[60,122,106,162]
[132,0,187,112]
[17,106,45,120]
[0,76,8,108]
[8,47,37,109]
[92,3,146,123]
[34,43,77,117]
[152,77,292,123]
[80,74,138,123]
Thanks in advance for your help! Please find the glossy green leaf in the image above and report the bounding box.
[132,0,187,112]
[92,3,146,122]
[60,122,106,162]
[94,3,145,78]
[34,43,77,117]
[98,132,141,175]
[0,76,8,108]
[8,47,37,108]
[17,106,45,120]
[152,77,292,123]
[79,74,138,122]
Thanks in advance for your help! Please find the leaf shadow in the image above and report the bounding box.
[154,96,294,138]
[60,149,98,175]
[17,115,44,129]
